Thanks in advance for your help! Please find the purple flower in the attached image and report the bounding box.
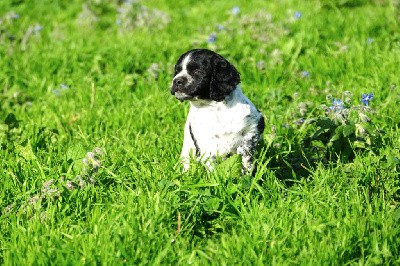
[361,93,374,106]
[294,11,302,19]
[217,24,225,31]
[207,33,216,43]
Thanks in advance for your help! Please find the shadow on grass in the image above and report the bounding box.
[256,108,389,186]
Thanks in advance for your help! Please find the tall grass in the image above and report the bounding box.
[1,0,399,264]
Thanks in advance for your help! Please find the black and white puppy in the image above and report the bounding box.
[171,49,264,173]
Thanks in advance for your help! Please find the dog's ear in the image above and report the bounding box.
[210,56,240,101]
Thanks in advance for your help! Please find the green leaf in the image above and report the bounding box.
[343,124,355,138]
[217,154,242,177]
[394,208,400,221]
[311,140,326,149]
[15,141,37,161]
[329,125,344,143]
[226,183,238,195]
[0,124,7,143]
[66,143,86,161]
[204,197,221,212]
[316,117,334,129]
[353,140,366,149]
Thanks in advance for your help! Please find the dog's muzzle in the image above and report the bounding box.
[171,76,192,101]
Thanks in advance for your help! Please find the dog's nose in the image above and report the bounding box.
[173,77,186,87]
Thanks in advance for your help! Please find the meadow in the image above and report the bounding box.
[1,0,400,264]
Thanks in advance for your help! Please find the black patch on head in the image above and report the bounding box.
[209,52,240,101]
[171,49,240,102]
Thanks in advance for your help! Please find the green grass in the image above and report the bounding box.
[1,0,400,264]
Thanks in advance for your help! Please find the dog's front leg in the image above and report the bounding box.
[180,121,197,171]
[237,132,261,174]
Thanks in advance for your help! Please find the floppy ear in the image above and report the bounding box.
[210,56,240,101]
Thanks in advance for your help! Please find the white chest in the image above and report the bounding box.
[187,93,257,156]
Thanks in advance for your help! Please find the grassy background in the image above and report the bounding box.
[1,0,400,264]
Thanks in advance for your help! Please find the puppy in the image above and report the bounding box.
[170,49,264,173]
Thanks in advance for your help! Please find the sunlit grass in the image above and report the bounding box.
[1,0,399,264]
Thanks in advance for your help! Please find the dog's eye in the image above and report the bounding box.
[193,69,202,75]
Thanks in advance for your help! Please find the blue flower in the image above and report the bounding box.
[366,38,374,44]
[329,99,343,111]
[60,84,69,90]
[301,70,310,78]
[294,118,305,125]
[207,33,216,43]
[294,11,302,19]
[217,24,225,31]
[231,6,240,15]
[33,25,43,33]
[361,93,374,106]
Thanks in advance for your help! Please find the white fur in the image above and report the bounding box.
[171,54,195,101]
[172,54,193,85]
[180,86,262,171]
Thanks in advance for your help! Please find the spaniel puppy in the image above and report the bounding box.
[170,49,264,174]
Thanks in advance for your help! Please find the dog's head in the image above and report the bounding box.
[170,49,240,102]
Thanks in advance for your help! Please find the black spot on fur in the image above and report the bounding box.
[189,123,200,156]
[257,116,265,133]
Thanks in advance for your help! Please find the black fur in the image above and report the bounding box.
[257,116,265,133]
[209,52,240,101]
[189,123,200,156]
[171,49,240,102]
